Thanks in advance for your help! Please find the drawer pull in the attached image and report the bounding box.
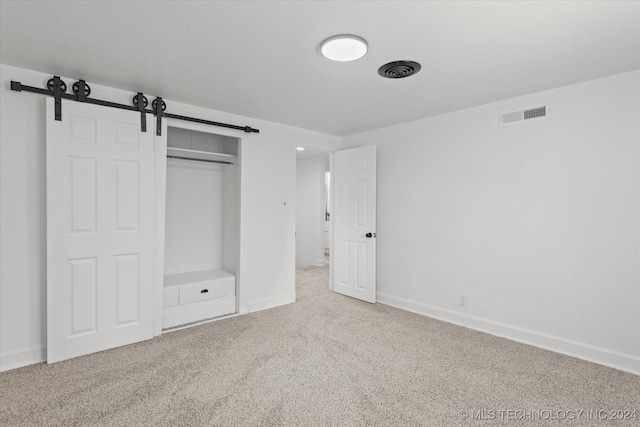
[200,289,209,294]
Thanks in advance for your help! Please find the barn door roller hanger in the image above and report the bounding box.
[10,76,260,136]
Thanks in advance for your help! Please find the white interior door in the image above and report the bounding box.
[333,145,376,303]
[46,98,155,363]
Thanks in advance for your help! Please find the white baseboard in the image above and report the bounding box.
[0,346,46,372]
[377,292,640,376]
[246,293,294,314]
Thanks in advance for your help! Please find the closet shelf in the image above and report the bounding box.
[167,147,237,164]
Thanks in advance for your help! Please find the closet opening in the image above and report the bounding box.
[161,126,240,330]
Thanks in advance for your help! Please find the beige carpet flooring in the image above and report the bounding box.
[1,263,639,426]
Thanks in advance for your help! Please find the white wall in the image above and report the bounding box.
[0,64,340,370]
[295,157,326,268]
[343,70,640,374]
[222,164,238,275]
[164,159,225,275]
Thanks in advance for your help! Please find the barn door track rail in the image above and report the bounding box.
[10,76,260,136]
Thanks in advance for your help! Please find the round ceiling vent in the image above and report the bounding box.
[378,60,422,79]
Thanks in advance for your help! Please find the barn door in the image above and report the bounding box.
[46,98,155,363]
[333,145,376,303]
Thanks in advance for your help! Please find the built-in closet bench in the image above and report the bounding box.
[162,269,235,329]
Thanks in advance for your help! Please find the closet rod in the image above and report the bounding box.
[167,155,233,165]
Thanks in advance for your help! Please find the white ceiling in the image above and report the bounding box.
[1,1,638,136]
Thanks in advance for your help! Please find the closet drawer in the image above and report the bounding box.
[178,277,235,305]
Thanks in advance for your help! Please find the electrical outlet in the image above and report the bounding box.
[459,294,467,307]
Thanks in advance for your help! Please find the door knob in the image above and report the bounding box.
[365,232,373,238]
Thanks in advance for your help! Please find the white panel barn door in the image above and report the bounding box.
[46,98,155,363]
[333,145,376,303]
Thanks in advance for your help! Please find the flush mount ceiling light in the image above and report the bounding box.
[321,34,368,62]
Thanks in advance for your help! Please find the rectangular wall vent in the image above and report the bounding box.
[500,105,549,127]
